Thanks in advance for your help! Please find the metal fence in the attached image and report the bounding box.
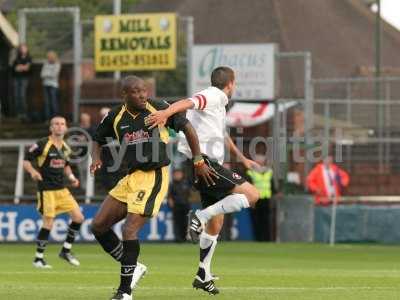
[270,52,311,185]
[18,6,82,123]
[0,140,94,204]
[311,77,400,184]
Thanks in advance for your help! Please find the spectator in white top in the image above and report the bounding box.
[41,51,61,121]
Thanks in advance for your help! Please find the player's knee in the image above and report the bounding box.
[42,217,54,229]
[72,212,84,224]
[246,185,260,207]
[91,218,107,236]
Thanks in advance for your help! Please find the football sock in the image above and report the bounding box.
[35,227,50,261]
[197,232,218,282]
[197,193,250,223]
[93,229,123,262]
[118,240,140,294]
[61,222,81,253]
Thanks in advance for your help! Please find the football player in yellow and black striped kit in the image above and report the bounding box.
[23,116,85,268]
[90,75,216,300]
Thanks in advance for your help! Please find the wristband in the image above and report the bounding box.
[193,155,204,164]
[194,159,205,168]
[68,174,77,181]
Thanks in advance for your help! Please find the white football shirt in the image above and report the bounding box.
[178,86,229,164]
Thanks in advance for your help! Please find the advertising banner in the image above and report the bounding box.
[95,13,177,71]
[191,44,276,100]
[0,204,253,242]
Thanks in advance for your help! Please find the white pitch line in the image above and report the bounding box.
[0,285,398,292]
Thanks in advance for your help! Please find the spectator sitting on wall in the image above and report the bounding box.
[246,155,278,242]
[41,51,61,121]
[168,168,191,243]
[12,44,32,121]
[306,155,350,205]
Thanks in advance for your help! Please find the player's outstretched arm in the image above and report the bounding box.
[145,99,194,129]
[225,134,261,170]
[181,122,218,186]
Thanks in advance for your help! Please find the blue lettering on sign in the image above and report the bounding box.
[0,204,254,242]
[199,47,268,78]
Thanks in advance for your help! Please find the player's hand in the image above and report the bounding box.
[70,178,80,188]
[195,162,219,187]
[242,158,262,171]
[90,159,102,175]
[144,110,169,129]
[30,171,43,182]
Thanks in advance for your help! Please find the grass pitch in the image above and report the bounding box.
[0,242,400,299]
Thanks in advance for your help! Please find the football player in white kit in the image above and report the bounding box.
[145,66,260,295]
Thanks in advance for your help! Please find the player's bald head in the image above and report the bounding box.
[121,75,144,92]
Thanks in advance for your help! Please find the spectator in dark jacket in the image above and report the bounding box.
[12,44,32,120]
[168,169,191,243]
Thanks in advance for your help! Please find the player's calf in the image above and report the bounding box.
[91,196,127,262]
[92,227,124,262]
[33,224,52,268]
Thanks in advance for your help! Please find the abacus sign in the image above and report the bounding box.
[95,13,177,71]
[190,44,276,100]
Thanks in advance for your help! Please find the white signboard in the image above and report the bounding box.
[190,44,276,100]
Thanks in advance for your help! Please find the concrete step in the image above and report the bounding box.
[0,119,49,139]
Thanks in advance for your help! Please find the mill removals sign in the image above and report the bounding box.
[95,13,177,71]
[190,44,276,100]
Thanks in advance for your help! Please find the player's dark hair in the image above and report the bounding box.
[211,66,235,90]
[50,115,66,124]
[121,75,144,91]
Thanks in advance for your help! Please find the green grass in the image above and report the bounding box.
[1,243,400,299]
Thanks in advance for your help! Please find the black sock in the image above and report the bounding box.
[118,240,140,294]
[196,267,206,281]
[35,227,50,261]
[61,222,81,253]
[93,229,123,262]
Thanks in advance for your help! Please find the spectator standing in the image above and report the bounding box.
[76,113,96,189]
[41,51,61,121]
[246,155,277,241]
[12,44,32,120]
[306,155,350,205]
[168,169,191,243]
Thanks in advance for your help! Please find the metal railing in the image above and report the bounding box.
[0,140,94,204]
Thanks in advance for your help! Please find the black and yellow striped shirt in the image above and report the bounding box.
[94,99,188,174]
[25,136,71,191]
